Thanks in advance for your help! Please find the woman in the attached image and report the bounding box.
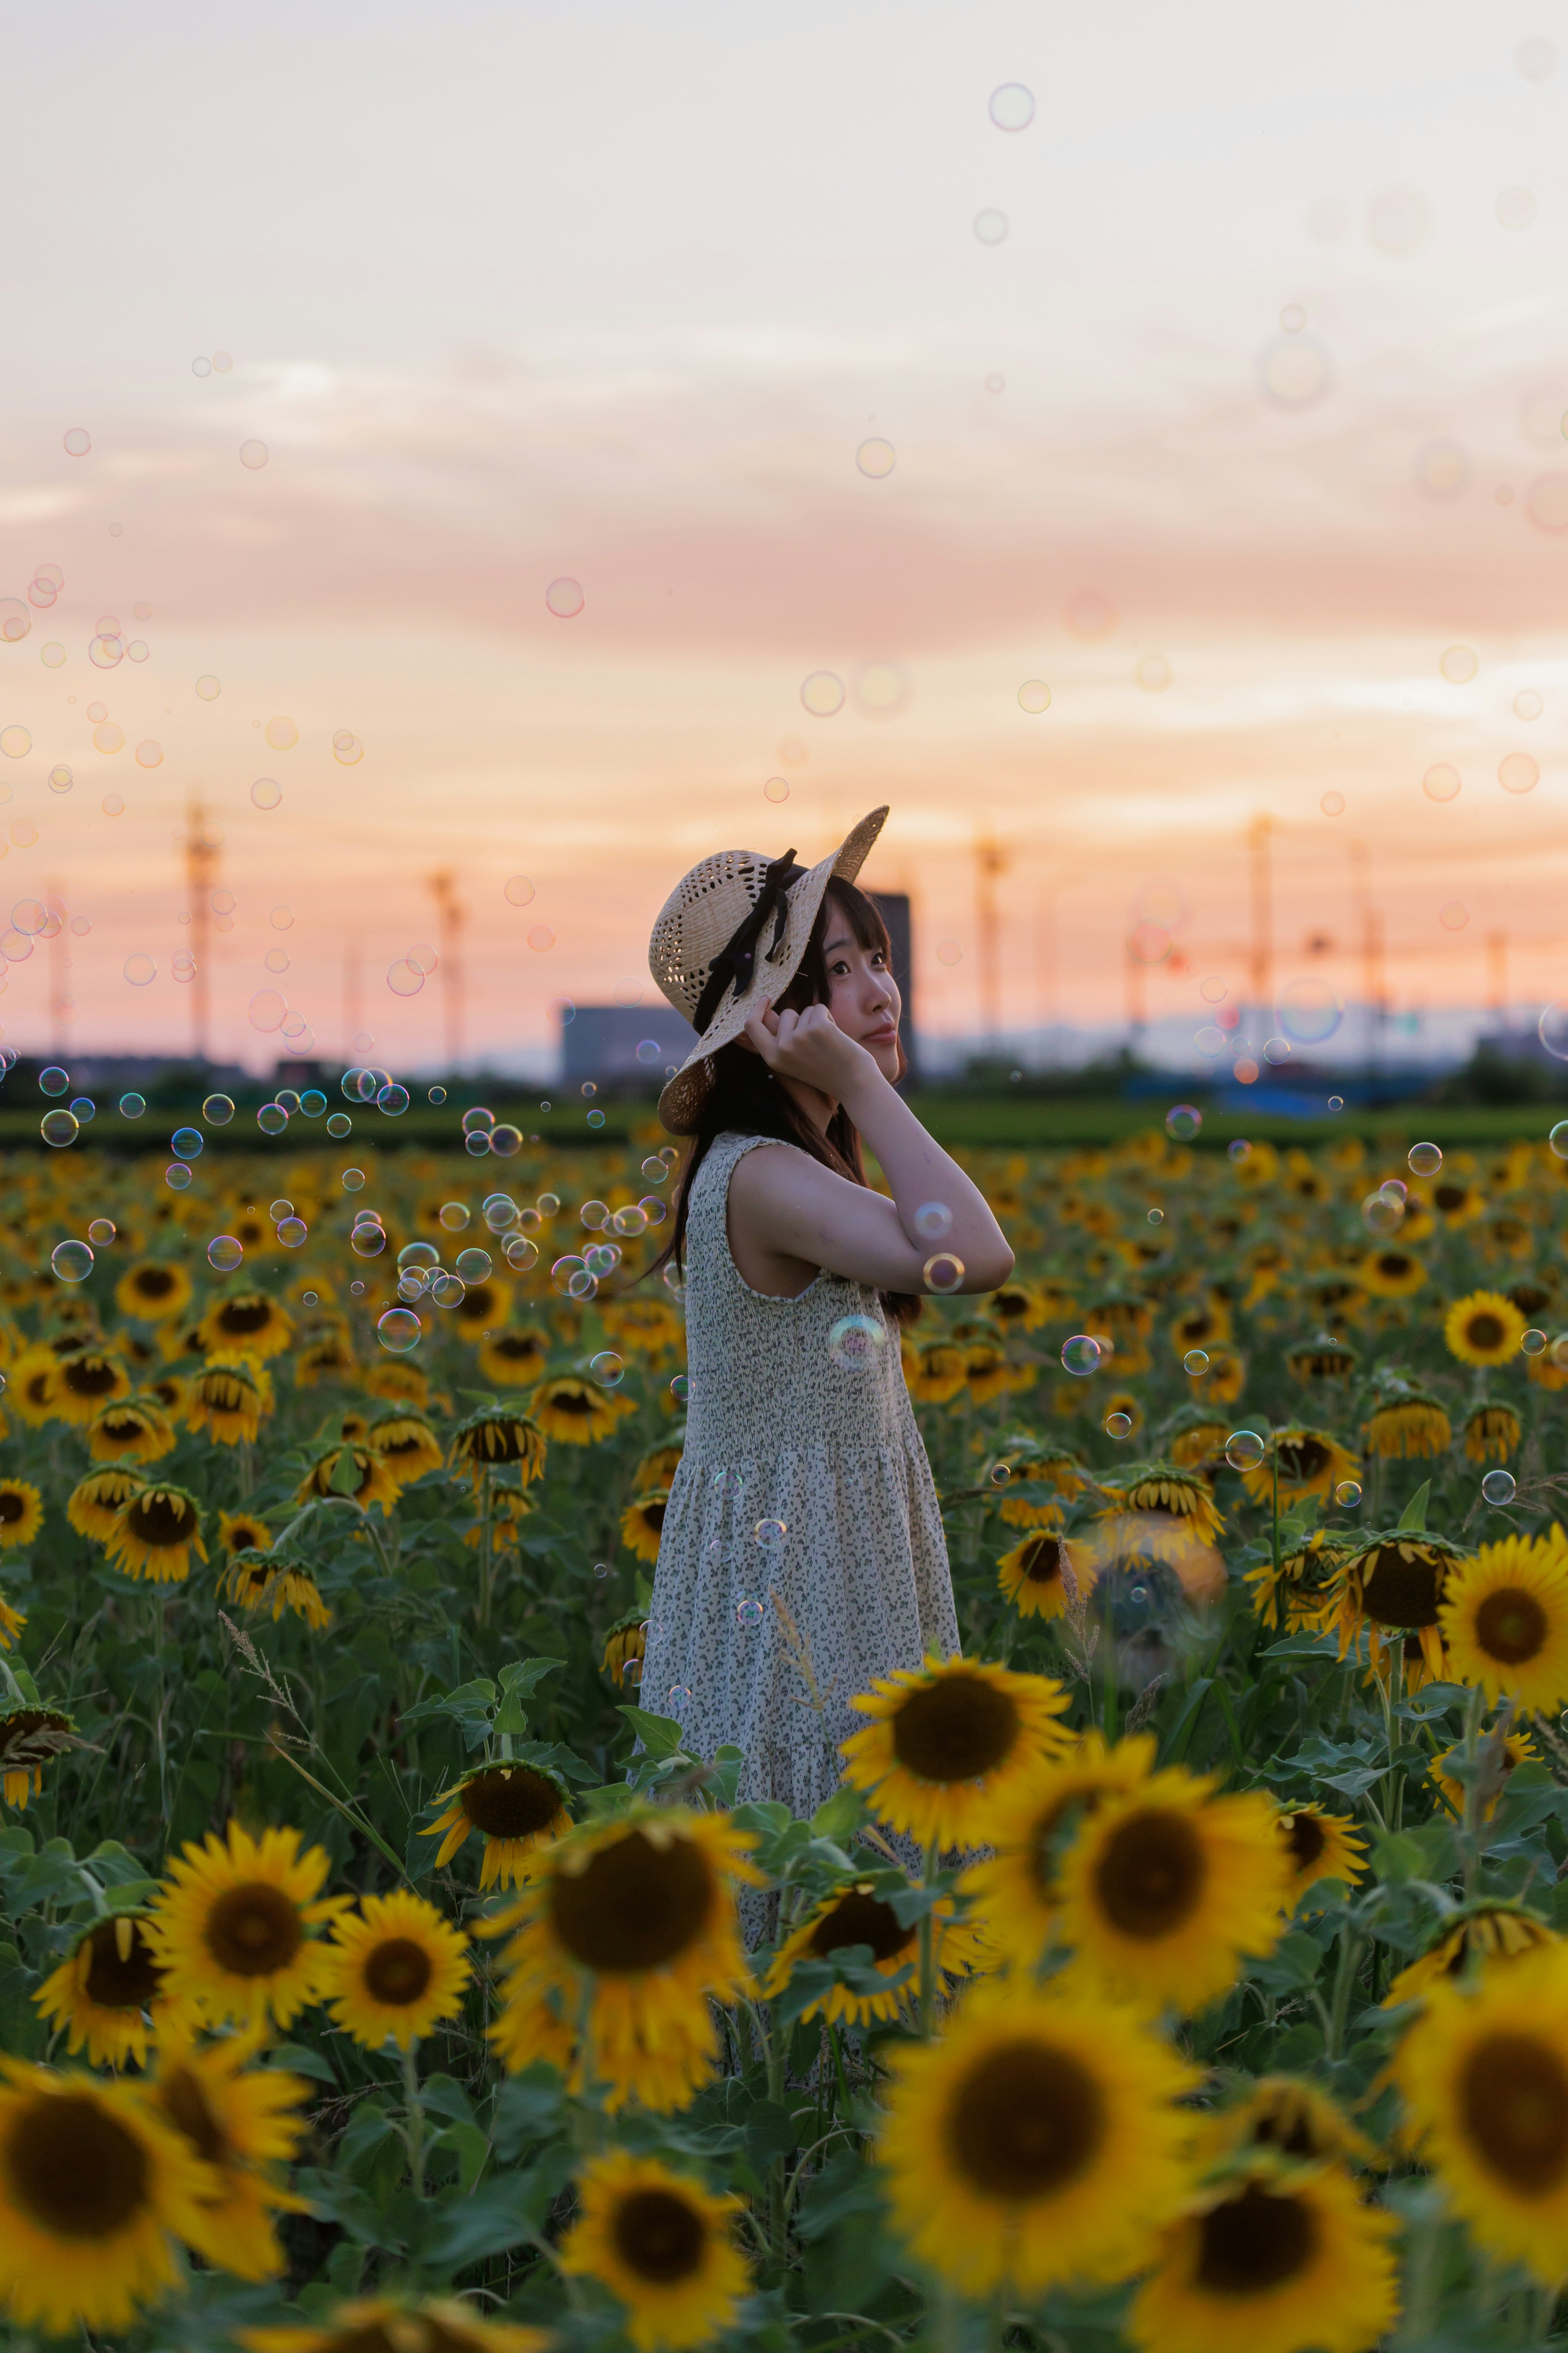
[639,806,1013,1820]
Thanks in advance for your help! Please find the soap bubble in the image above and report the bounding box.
[1182,1348,1210,1376]
[923,1252,964,1294]
[764,777,789,802]
[1278,978,1343,1043]
[1061,1334,1104,1377]
[169,1128,203,1161]
[612,1204,648,1237]
[800,671,846,717]
[736,1596,764,1629]
[1439,901,1469,932]
[973,207,1009,244]
[988,81,1035,129]
[1368,186,1428,252]
[249,988,286,1032]
[38,1066,68,1095]
[264,717,297,751]
[1165,1104,1201,1142]
[1408,1141,1443,1175]
[333,732,363,765]
[913,1202,953,1240]
[551,1254,588,1296]
[40,1109,78,1147]
[123,954,156,987]
[1018,680,1051,714]
[455,1247,492,1282]
[1549,1121,1568,1157]
[341,1166,366,1191]
[482,1192,518,1230]
[546,577,584,618]
[256,1103,287,1134]
[1335,1480,1363,1508]
[1328,1096,1344,1111]
[828,1314,886,1370]
[202,1093,235,1126]
[589,1351,624,1388]
[239,440,268,469]
[1515,689,1544,720]
[1421,765,1458,812]
[63,428,91,456]
[856,437,895,479]
[251,777,281,810]
[1258,333,1332,406]
[754,1517,787,1548]
[504,875,535,906]
[47,765,72,794]
[207,1236,243,1273]
[1361,1191,1405,1236]
[1321,790,1345,816]
[1482,1469,1517,1506]
[1225,1430,1266,1471]
[1541,1005,1568,1061]
[1500,752,1540,795]
[166,1164,193,1191]
[119,1093,144,1117]
[87,1218,116,1245]
[277,1218,307,1248]
[50,1239,93,1282]
[1105,1411,1133,1438]
[0,602,30,644]
[1523,1329,1548,1356]
[1439,645,1478,683]
[376,1082,410,1115]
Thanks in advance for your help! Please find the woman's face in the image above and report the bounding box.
[822,913,901,1081]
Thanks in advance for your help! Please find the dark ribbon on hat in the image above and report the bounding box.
[690,850,805,1036]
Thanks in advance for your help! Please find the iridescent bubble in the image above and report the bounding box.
[50,1238,93,1282]
[584,1241,621,1276]
[0,728,30,761]
[1257,334,1332,407]
[1500,752,1539,794]
[251,778,281,810]
[325,1111,351,1138]
[922,1252,964,1294]
[1278,978,1343,1044]
[1061,1334,1103,1377]
[63,428,90,457]
[165,1164,193,1191]
[545,577,585,618]
[1362,1191,1405,1236]
[754,1517,786,1548]
[736,1596,764,1629]
[212,352,232,373]
[1523,1328,1548,1356]
[528,924,555,952]
[1439,645,1478,684]
[440,1200,471,1229]
[1541,1006,1568,1062]
[590,1350,625,1387]
[1018,680,1051,714]
[1515,689,1545,720]
[827,1314,886,1370]
[1134,653,1173,693]
[800,671,846,717]
[277,1217,307,1248]
[0,602,29,645]
[551,1253,588,1296]
[1225,1429,1266,1471]
[973,207,1009,244]
[1439,901,1470,932]
[206,1235,243,1273]
[1182,1348,1209,1376]
[387,959,422,997]
[376,1082,409,1115]
[856,437,895,478]
[1164,1105,1201,1142]
[1321,789,1345,816]
[123,953,155,987]
[194,675,221,702]
[40,1108,78,1147]
[611,1204,649,1238]
[239,440,268,469]
[256,1103,288,1135]
[503,1235,538,1270]
[1335,1480,1363,1508]
[430,1271,465,1307]
[118,1093,144,1117]
[1368,187,1428,252]
[763,776,789,803]
[332,732,363,765]
[1527,473,1568,531]
[1408,1141,1443,1176]
[504,875,535,906]
[454,1246,492,1282]
[988,81,1034,129]
[378,1307,421,1353]
[490,1125,523,1157]
[248,988,286,1031]
[1481,1468,1518,1506]
[1105,1411,1133,1438]
[168,1128,202,1162]
[1422,763,1461,804]
[1550,1120,1568,1156]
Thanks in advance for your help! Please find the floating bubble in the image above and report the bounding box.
[1277,978,1343,1044]
[325,1112,351,1138]
[1408,1141,1443,1176]
[1500,752,1539,794]
[800,671,845,717]
[333,732,363,764]
[1527,473,1568,532]
[763,776,789,803]
[1553,1336,1568,1373]
[429,1271,465,1307]
[1196,1026,1226,1055]
[1516,689,1545,720]
[123,953,156,987]
[610,1204,649,1239]
[1320,789,1345,816]
[666,1683,691,1713]
[50,1238,93,1282]
[1225,1430,1266,1471]
[1523,1328,1549,1356]
[407,942,438,975]
[544,576,585,620]
[973,207,1009,244]
[277,1217,307,1248]
[1439,901,1470,932]
[503,875,535,907]
[503,1236,538,1271]
[1335,1480,1363,1508]
[828,1314,886,1370]
[736,1597,764,1629]
[989,81,1035,129]
[370,1307,419,1355]
[165,1164,192,1191]
[169,1129,203,1162]
[1134,653,1173,693]
[669,1372,688,1398]
[528,924,555,952]
[250,776,281,810]
[589,1350,624,1388]
[239,440,268,469]
[1105,1411,1133,1438]
[490,1124,523,1157]
[1541,1006,1568,1061]
[1061,1334,1104,1377]
[118,1093,144,1117]
[85,1219,115,1247]
[1147,1207,1164,1225]
[1368,187,1428,252]
[1361,1191,1405,1235]
[1439,645,1478,683]
[1327,1094,1344,1112]
[922,1251,964,1294]
[0,728,30,762]
[1482,1468,1517,1506]
[91,722,123,754]
[248,988,286,1032]
[212,352,232,372]
[1182,1348,1209,1376]
[1279,303,1306,333]
[0,603,29,645]
[387,958,422,997]
[856,437,895,479]
[131,740,162,769]
[1257,334,1332,407]
[1422,763,1461,804]
[754,1517,787,1549]
[40,1108,78,1147]
[47,766,72,794]
[38,1063,68,1092]
[1165,1104,1201,1142]
[454,1247,492,1282]
[63,428,90,457]
[206,1235,244,1273]
[265,717,297,751]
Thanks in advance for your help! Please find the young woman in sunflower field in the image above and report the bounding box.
[638,810,1013,1824]
[8,1098,1568,2350]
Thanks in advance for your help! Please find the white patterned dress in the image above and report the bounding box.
[640,1131,960,1820]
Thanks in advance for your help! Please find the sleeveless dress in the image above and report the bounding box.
[640,1131,960,1821]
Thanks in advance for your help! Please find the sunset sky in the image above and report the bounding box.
[4,0,1568,1077]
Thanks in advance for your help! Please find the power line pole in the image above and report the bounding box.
[185,798,219,1068]
[45,879,68,1059]
[973,835,1008,1055]
[1487,929,1508,1030]
[1350,839,1385,1075]
[428,870,466,1073]
[1247,813,1274,1044]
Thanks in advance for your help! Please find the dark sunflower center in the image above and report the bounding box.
[1376,1253,1412,1279]
[470,1420,529,1462]
[1276,1439,1330,1481]
[642,1501,667,1535]
[1434,1183,1466,1211]
[493,1337,540,1361]
[130,1494,196,1546]
[1460,2034,1568,2193]
[100,1412,145,1440]
[945,2039,1106,2198]
[1195,2181,1317,2293]
[0,1492,23,1525]
[160,2065,231,2166]
[1474,1587,1549,1665]
[134,1268,176,1298]
[363,1936,434,2005]
[808,1887,912,1963]
[1285,1813,1326,1870]
[462,1766,564,1840]
[203,1882,303,1976]
[1359,1545,1443,1628]
[1022,1536,1063,1586]
[379,1432,428,1461]
[229,1523,263,1551]
[611,2186,706,2283]
[461,1285,498,1320]
[63,1358,119,1398]
[1466,1314,1506,1352]
[890,1673,1020,1783]
[551,1828,714,1972]
[548,1387,593,1416]
[82,1919,163,2009]
[1093,1807,1206,1939]
[217,1300,273,1334]
[23,1374,51,1406]
[5,2093,150,2238]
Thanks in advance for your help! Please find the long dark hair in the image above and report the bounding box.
[648,879,920,1325]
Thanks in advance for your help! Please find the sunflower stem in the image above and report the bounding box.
[918,1837,939,2039]
[479,1468,494,1628]
[1461,1680,1486,1897]
[1325,1922,1361,2063]
[400,2037,426,2196]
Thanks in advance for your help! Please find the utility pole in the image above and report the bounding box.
[185,798,219,1068]
[1125,930,1147,1050]
[428,871,466,1073]
[1350,839,1385,1076]
[343,937,363,1056]
[1034,888,1058,1067]
[973,835,1008,1057]
[1247,813,1274,1042]
[45,881,68,1059]
[1487,930,1508,1030]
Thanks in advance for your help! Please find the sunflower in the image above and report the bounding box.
[1362,1384,1452,1459]
[559,2150,747,2353]
[1245,1530,1355,1634]
[1393,1941,1568,2281]
[1430,1177,1486,1227]
[1277,1804,1366,1900]
[1359,1247,1426,1298]
[0,1594,22,1649]
[185,1355,271,1445]
[602,1610,648,1691]
[909,1340,968,1404]
[242,2298,547,2353]
[1171,1298,1234,1357]
[621,1486,669,1563]
[1239,1427,1361,1507]
[762,1873,986,2027]
[0,2060,210,2335]
[105,1484,208,1584]
[0,1480,42,1550]
[1284,1332,1359,1383]
[144,1370,190,1420]
[197,1291,294,1361]
[1387,1903,1557,2007]
[149,2020,310,2280]
[322,1889,471,2050]
[1095,1462,1225,1546]
[1439,1533,1568,1713]
[454,1275,513,1333]
[602,1297,686,1363]
[477,1326,550,1387]
[1430,1729,1539,1820]
[960,1732,1157,1961]
[1201,2074,1373,2167]
[51,1348,132,1427]
[1463,1401,1521,1464]
[1164,1406,1232,1472]
[294,1444,401,1517]
[878,1983,1196,2295]
[1103,1386,1145,1435]
[115,1259,193,1322]
[963,1337,1013,1405]
[635,1438,685,1492]
[294,1334,359,1386]
[840,1656,1071,1850]
[1056,1766,1288,2013]
[461,1480,535,1551]
[33,1913,169,2067]
[1006,1441,1090,1497]
[361,1357,429,1406]
[485,1806,760,2111]
[146,1820,346,2031]
[86,1394,178,1464]
[0,1704,76,1809]
[158,1314,207,1365]
[996,1526,1090,1619]
[220,1552,332,1630]
[6,1345,61,1428]
[367,1411,444,1490]
[217,1506,274,1557]
[1441,1287,1526,1368]
[67,1466,139,1543]
[530,1374,630,1445]
[1187,1344,1245,1404]
[448,1400,547,1484]
[1128,2159,1399,2353]
[1330,1530,1472,1682]
[422,1761,572,1888]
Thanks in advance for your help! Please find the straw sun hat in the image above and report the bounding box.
[648,805,889,1134]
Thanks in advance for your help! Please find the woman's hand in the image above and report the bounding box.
[741,998,881,1101]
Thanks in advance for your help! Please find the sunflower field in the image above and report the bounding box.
[10,1103,1568,2352]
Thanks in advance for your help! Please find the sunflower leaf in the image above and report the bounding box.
[617,1704,688,1758]
[1395,1480,1431,1530]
